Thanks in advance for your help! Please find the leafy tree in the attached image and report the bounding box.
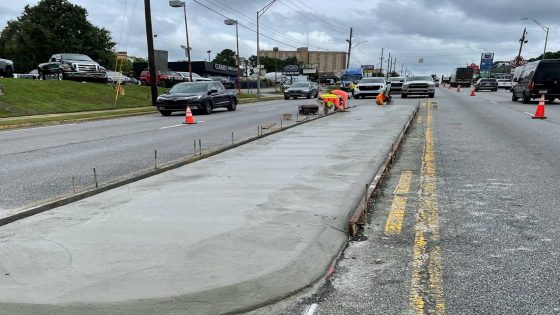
[212,49,237,66]
[527,50,560,62]
[0,0,115,72]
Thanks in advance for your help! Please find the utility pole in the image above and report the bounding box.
[346,27,353,69]
[516,28,527,66]
[143,0,157,107]
[380,48,384,76]
[392,58,396,77]
[386,53,391,78]
[401,63,404,76]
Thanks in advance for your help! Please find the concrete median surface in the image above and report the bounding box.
[0,101,418,315]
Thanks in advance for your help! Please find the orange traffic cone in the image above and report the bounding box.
[457,85,461,92]
[532,95,547,119]
[183,106,196,124]
[470,87,476,96]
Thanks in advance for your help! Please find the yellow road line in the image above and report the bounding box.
[384,171,412,234]
[410,99,445,314]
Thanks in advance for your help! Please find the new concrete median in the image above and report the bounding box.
[0,101,418,315]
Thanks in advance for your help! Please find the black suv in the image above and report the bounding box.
[512,59,560,103]
[475,78,498,92]
[155,81,238,116]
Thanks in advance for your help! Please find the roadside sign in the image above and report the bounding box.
[282,64,300,76]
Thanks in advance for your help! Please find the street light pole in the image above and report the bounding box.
[169,0,192,81]
[521,18,549,60]
[225,19,241,95]
[257,0,277,98]
[207,50,212,62]
[273,47,278,92]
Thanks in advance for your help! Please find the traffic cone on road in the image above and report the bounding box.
[470,87,476,96]
[183,106,196,124]
[532,95,547,119]
[457,85,461,92]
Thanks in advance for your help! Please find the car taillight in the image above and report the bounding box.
[529,81,535,91]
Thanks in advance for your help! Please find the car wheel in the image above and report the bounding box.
[493,89,497,92]
[306,93,312,99]
[401,93,407,98]
[57,72,64,80]
[203,100,213,115]
[522,92,531,104]
[284,96,289,100]
[511,92,518,101]
[474,88,479,92]
[428,93,435,98]
[4,66,13,78]
[159,110,172,116]
[227,98,237,111]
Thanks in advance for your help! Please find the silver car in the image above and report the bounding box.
[401,76,435,98]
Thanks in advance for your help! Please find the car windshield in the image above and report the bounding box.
[60,54,93,61]
[359,78,384,83]
[168,83,208,93]
[406,76,433,81]
[343,75,362,81]
[161,71,179,76]
[388,77,404,82]
[291,82,309,88]
[534,63,560,82]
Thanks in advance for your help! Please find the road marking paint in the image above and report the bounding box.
[159,124,183,129]
[490,101,498,104]
[409,100,445,314]
[385,171,412,235]
[303,303,318,315]
[417,116,423,124]
[258,107,277,112]
[523,112,534,117]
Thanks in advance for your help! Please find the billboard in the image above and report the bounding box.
[480,53,494,71]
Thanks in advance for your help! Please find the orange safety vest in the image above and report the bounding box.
[375,93,386,105]
[320,93,340,109]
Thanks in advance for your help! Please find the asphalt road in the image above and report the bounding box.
[0,98,319,213]
[250,87,560,314]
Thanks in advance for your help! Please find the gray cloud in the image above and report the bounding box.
[0,0,557,76]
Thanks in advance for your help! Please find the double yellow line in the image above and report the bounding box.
[410,100,445,314]
[383,100,445,314]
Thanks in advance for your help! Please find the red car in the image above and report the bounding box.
[139,70,186,88]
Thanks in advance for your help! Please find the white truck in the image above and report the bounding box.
[0,57,14,78]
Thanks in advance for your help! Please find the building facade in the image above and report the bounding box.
[260,47,347,76]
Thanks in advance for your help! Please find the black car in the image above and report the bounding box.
[512,59,560,103]
[475,78,498,92]
[155,81,238,116]
[283,82,319,99]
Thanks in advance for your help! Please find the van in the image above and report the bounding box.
[511,59,560,103]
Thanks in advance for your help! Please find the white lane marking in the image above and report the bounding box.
[303,304,318,315]
[523,112,534,116]
[1,123,77,134]
[490,101,498,104]
[159,124,183,129]
[258,107,277,112]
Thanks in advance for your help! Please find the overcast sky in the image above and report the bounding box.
[1,0,558,75]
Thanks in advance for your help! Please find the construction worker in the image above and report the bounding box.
[330,89,349,110]
[375,91,392,106]
[318,93,341,114]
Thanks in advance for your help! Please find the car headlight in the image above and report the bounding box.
[187,95,202,101]
[98,66,106,73]
[302,89,309,92]
[61,64,73,71]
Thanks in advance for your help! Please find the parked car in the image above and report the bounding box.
[401,76,436,98]
[140,70,185,87]
[177,71,204,81]
[387,77,405,93]
[38,53,107,82]
[497,79,513,90]
[0,57,14,78]
[353,77,389,99]
[155,81,238,116]
[511,59,560,103]
[283,81,319,99]
[474,78,498,92]
[15,69,39,79]
[106,71,139,85]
